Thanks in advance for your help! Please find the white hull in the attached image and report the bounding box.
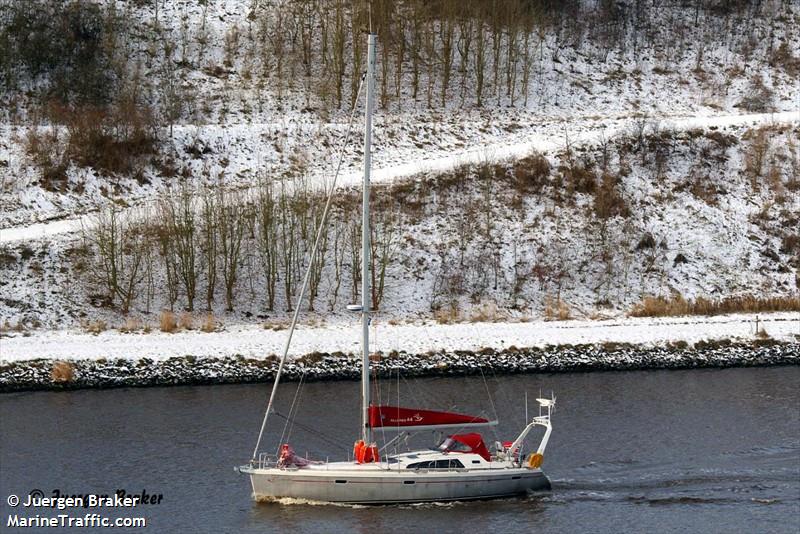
[241,464,550,504]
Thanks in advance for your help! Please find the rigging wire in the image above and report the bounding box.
[251,73,367,461]
[280,367,307,448]
[371,313,389,449]
[478,362,501,443]
[272,412,351,453]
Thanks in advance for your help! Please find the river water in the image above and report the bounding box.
[1,367,798,533]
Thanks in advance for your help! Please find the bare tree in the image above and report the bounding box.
[255,177,278,310]
[84,205,147,314]
[200,186,218,311]
[456,9,474,105]
[370,210,400,310]
[160,185,198,311]
[440,12,454,108]
[306,199,330,311]
[278,182,301,311]
[331,0,346,107]
[327,220,346,311]
[217,188,247,311]
[474,18,487,106]
[348,217,361,301]
[349,3,365,108]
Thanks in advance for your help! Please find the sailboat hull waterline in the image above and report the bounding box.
[241,466,550,504]
[239,32,556,507]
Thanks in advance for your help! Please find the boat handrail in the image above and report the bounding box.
[255,453,279,469]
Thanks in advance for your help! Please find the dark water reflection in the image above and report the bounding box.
[1,366,798,533]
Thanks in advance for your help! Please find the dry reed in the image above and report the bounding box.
[82,319,107,334]
[434,305,459,324]
[118,316,143,333]
[630,294,800,317]
[544,296,571,321]
[159,310,178,332]
[200,313,218,333]
[178,312,194,330]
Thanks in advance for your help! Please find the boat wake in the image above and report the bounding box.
[253,495,367,509]
[547,457,797,507]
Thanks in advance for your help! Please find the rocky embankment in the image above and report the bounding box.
[1,340,797,392]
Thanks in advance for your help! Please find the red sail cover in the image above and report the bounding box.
[369,405,489,429]
[448,433,491,462]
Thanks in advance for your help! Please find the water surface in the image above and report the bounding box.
[1,367,798,533]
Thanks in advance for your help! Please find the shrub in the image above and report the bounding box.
[512,152,550,192]
[298,352,325,365]
[780,234,800,255]
[562,158,596,195]
[25,127,68,191]
[737,75,774,113]
[51,361,75,383]
[594,172,629,219]
[54,98,158,176]
[769,42,800,78]
[82,319,107,334]
[743,128,772,185]
[689,174,719,205]
[635,233,656,251]
[0,321,26,334]
[705,131,738,150]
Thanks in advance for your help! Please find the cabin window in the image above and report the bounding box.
[407,461,432,469]
[437,438,472,453]
[407,459,464,470]
[435,459,464,469]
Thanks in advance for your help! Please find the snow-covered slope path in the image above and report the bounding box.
[2,109,798,245]
[359,109,800,185]
[2,313,797,363]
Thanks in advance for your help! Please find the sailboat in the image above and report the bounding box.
[238,33,555,504]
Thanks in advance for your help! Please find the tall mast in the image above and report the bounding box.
[361,33,376,444]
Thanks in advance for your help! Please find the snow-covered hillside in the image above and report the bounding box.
[1,1,799,228]
[0,1,798,354]
[1,118,798,331]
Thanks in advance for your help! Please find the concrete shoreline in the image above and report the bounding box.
[1,340,797,393]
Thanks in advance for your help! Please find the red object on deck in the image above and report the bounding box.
[353,440,380,464]
[353,440,365,463]
[368,405,490,428]
[448,433,491,461]
[363,443,380,463]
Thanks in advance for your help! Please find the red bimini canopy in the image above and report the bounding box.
[445,433,491,461]
[368,405,495,432]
